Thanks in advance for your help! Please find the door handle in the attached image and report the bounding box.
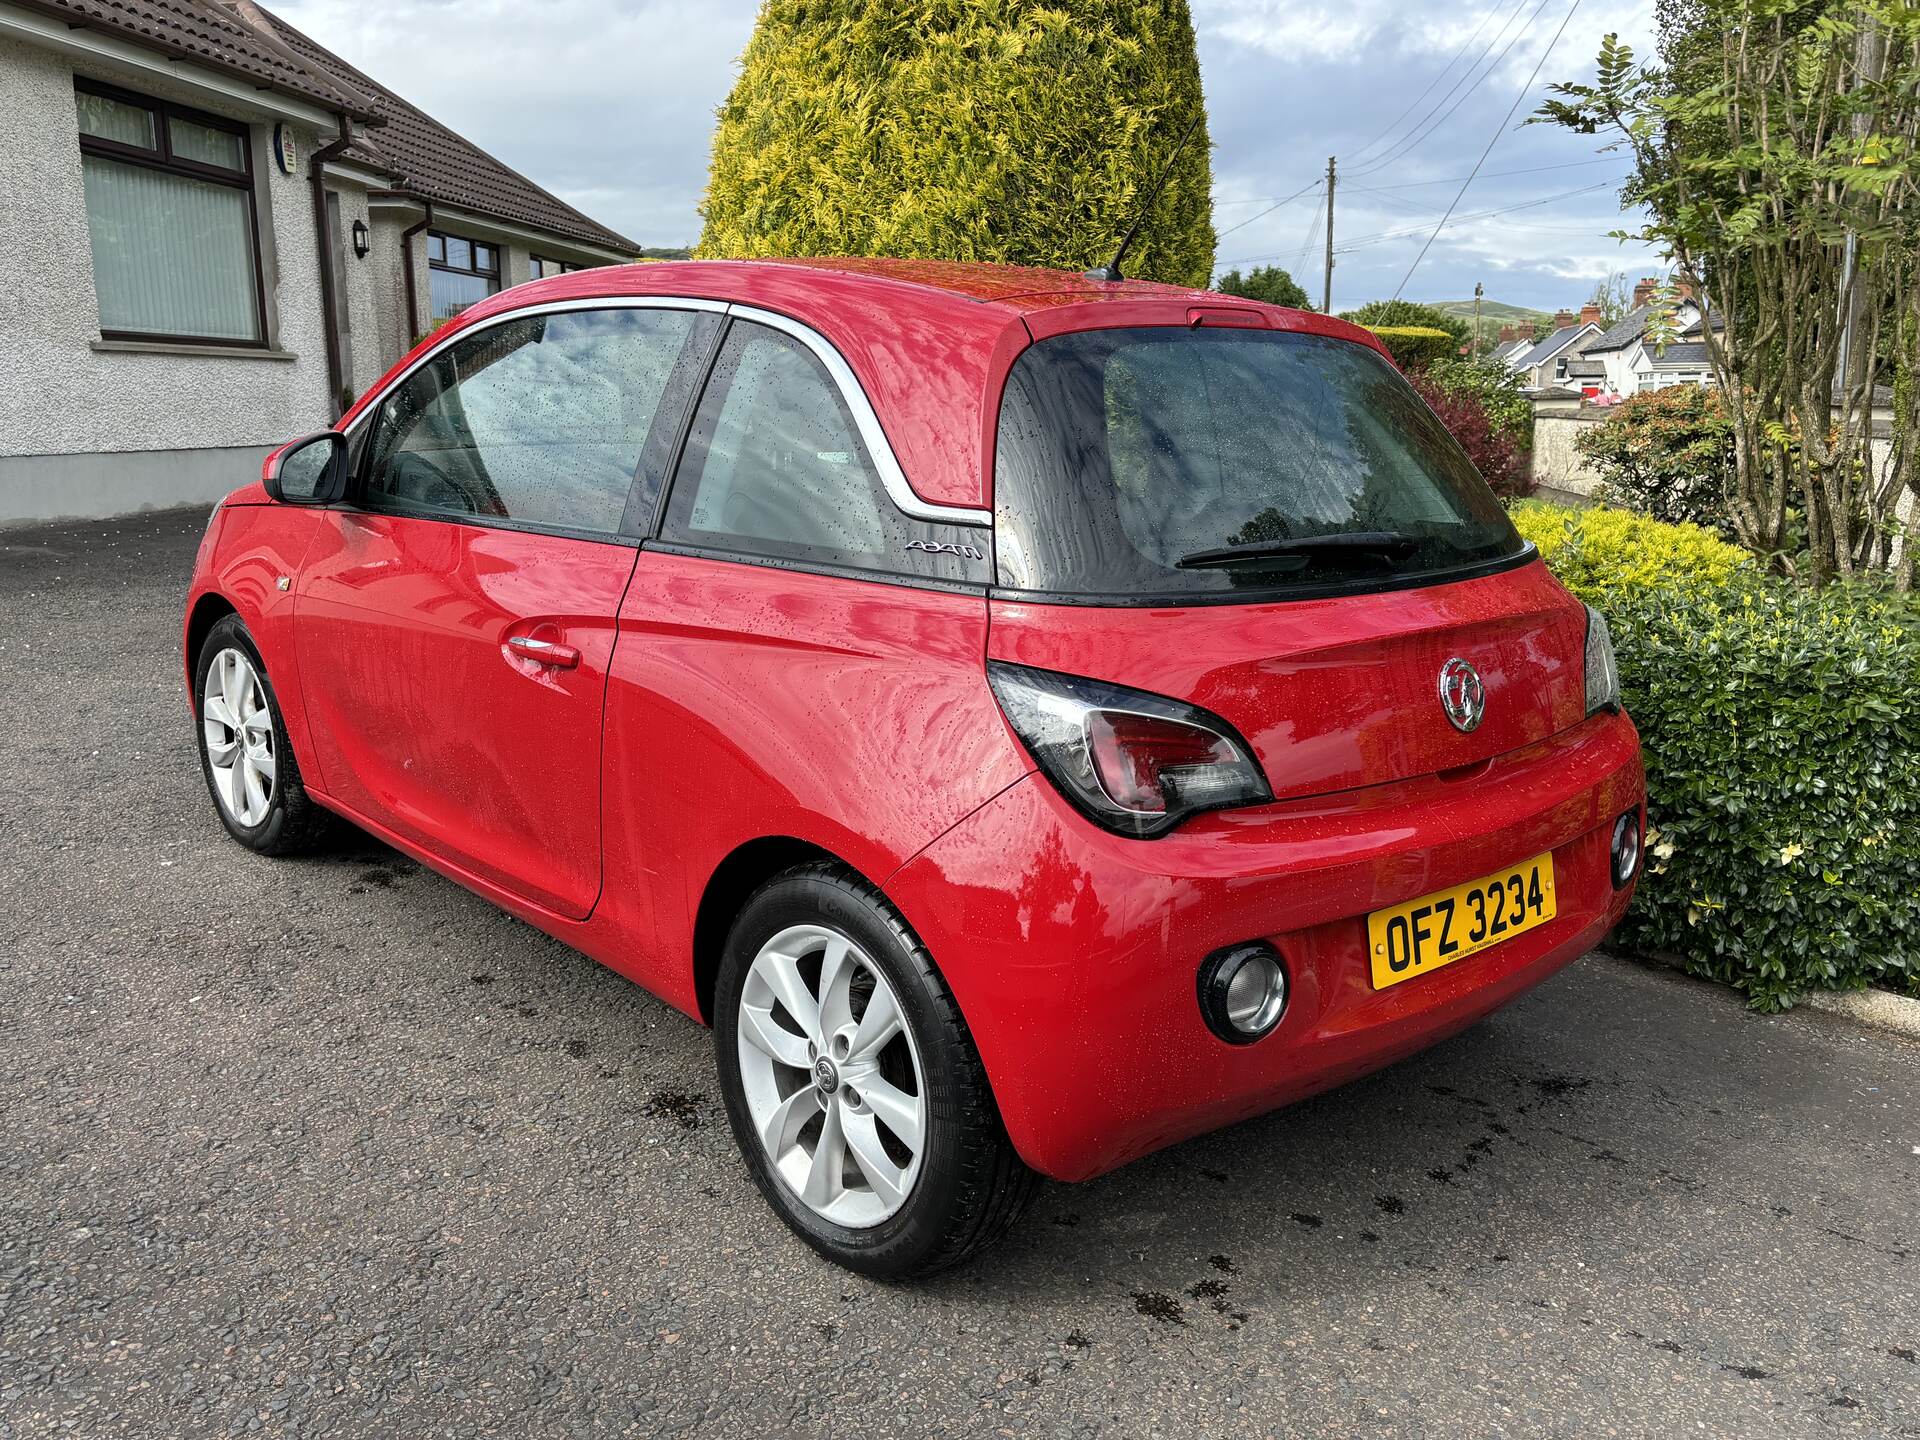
[507,634,581,669]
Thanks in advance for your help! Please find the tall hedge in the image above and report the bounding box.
[1511,501,1920,1009]
[698,1,1216,286]
[1365,326,1457,371]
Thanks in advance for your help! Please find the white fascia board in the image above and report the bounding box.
[0,2,341,129]
[321,160,394,190]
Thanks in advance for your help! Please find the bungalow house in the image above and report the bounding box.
[0,0,638,525]
[1504,306,1603,392]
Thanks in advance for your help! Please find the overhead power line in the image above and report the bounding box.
[1213,179,1323,243]
[1342,156,1621,193]
[1335,181,1611,252]
[1213,156,1617,206]
[1390,0,1583,301]
[1339,2,1511,169]
[1216,179,1610,270]
[1345,0,1541,179]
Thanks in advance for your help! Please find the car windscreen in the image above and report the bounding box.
[992,327,1526,599]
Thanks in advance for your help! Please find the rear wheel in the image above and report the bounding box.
[193,614,334,856]
[713,864,1036,1276]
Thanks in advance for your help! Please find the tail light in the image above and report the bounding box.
[987,662,1273,838]
[1584,604,1621,716]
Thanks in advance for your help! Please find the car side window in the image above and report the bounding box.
[661,319,985,582]
[361,307,696,535]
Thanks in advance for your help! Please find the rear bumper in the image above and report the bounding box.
[887,708,1644,1182]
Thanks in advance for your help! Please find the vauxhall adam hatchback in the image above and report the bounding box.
[184,258,1644,1276]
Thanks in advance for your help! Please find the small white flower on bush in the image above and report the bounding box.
[1777,842,1805,866]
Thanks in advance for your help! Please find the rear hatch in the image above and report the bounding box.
[987,319,1588,803]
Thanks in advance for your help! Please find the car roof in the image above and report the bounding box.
[348,258,1390,515]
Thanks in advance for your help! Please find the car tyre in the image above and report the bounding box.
[714,863,1037,1277]
[193,613,335,856]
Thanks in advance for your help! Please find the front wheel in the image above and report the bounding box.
[193,614,334,856]
[714,864,1036,1277]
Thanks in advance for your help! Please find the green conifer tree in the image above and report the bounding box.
[699,1,1215,286]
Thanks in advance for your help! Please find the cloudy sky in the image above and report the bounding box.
[276,0,1666,314]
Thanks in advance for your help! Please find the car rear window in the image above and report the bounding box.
[992,327,1526,599]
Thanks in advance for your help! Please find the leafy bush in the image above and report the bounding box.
[1341,298,1469,347]
[1574,384,1734,528]
[1517,502,1920,1008]
[1366,325,1457,371]
[1410,369,1531,498]
[698,1,1215,286]
[1426,355,1533,449]
[1215,264,1310,309]
[1509,500,1752,596]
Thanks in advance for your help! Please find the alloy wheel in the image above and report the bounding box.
[736,923,927,1228]
[202,647,276,828]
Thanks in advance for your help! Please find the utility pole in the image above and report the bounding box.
[1473,281,1484,356]
[1321,156,1336,313]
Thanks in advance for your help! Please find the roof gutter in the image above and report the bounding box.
[310,116,356,421]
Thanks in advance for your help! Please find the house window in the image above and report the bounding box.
[74,81,264,345]
[427,231,500,320]
[530,256,587,280]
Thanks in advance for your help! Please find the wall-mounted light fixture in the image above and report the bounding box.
[351,218,370,259]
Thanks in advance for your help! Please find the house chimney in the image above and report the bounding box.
[1672,277,1694,302]
[1632,276,1657,307]
[1552,309,1576,330]
[1580,303,1602,326]
[1497,324,1517,342]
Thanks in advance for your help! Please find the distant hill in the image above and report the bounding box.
[1428,298,1552,327]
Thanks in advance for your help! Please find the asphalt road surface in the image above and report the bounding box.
[2,508,1916,1439]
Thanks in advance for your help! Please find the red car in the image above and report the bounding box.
[184,258,1644,1276]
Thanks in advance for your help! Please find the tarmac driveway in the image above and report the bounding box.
[1,509,1916,1438]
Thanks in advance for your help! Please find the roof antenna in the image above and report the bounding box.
[1086,112,1204,283]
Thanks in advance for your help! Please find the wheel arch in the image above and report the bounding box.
[184,592,239,710]
[692,836,861,1025]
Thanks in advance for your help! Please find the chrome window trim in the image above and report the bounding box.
[724,302,991,528]
[340,295,727,441]
[341,294,992,530]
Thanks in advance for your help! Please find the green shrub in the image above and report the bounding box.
[1509,499,1752,597]
[1366,325,1457,371]
[1516,502,1920,1008]
[1341,298,1469,348]
[1215,264,1310,309]
[1574,384,1735,528]
[1409,369,1530,498]
[698,1,1215,286]
[1425,355,1532,449]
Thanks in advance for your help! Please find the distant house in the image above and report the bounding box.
[0,0,637,525]
[1505,306,1603,392]
[1581,278,1722,398]
[1486,328,1535,367]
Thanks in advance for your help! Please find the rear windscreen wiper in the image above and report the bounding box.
[1175,532,1421,570]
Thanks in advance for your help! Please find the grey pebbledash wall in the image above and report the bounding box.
[0,34,335,524]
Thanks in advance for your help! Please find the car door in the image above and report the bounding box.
[599,314,1023,1005]
[296,301,719,919]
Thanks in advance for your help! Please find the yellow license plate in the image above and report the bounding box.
[1367,853,1556,990]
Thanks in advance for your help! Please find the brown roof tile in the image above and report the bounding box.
[13,0,377,115]
[256,9,636,254]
